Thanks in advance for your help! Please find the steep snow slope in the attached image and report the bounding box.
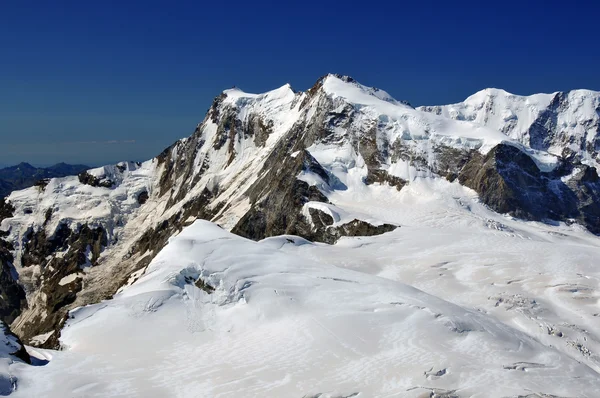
[11,218,600,398]
[0,322,30,395]
[419,88,600,168]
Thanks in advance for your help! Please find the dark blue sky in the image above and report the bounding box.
[1,0,598,166]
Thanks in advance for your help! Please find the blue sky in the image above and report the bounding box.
[1,0,598,166]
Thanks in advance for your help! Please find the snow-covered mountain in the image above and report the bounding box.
[419,88,600,168]
[1,75,600,396]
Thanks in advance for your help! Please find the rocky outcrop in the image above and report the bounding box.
[137,191,149,205]
[232,149,330,241]
[0,200,25,326]
[77,171,114,188]
[14,222,109,348]
[364,169,407,190]
[458,143,600,233]
[0,239,25,325]
[332,219,396,238]
[299,205,397,244]
[0,199,13,224]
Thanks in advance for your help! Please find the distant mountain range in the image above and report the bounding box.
[0,162,89,198]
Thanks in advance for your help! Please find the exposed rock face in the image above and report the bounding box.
[325,219,397,244]
[0,239,25,325]
[13,222,108,348]
[458,143,600,234]
[0,199,13,223]
[0,200,25,325]
[77,171,114,188]
[137,191,149,205]
[1,75,599,350]
[232,149,330,241]
[364,169,406,190]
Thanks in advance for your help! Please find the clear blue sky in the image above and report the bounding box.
[1,0,598,166]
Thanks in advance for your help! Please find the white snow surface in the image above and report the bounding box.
[319,76,563,174]
[0,323,28,395]
[12,179,600,397]
[324,76,510,153]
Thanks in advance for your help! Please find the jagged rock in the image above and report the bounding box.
[308,207,334,227]
[0,200,26,325]
[305,218,398,245]
[247,114,274,147]
[78,171,113,188]
[33,178,50,191]
[0,199,14,224]
[194,278,215,294]
[331,219,396,238]
[137,191,149,205]
[0,240,25,325]
[233,154,330,241]
[459,143,600,233]
[364,169,406,190]
[13,223,108,347]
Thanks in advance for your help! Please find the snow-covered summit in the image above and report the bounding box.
[419,87,600,168]
[321,74,403,105]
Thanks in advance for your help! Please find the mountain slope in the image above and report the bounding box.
[419,88,600,168]
[1,74,599,352]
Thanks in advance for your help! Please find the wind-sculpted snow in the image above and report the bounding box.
[10,220,600,397]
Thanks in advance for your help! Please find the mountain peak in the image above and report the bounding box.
[464,88,515,103]
[324,73,355,83]
[320,74,404,107]
[222,83,296,103]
